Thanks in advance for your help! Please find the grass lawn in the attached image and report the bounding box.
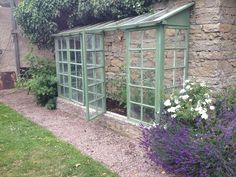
[0,103,118,177]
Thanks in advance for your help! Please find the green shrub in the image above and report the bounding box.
[18,53,57,109]
[215,85,236,116]
[15,0,162,49]
[163,80,215,127]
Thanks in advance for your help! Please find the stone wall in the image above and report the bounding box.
[104,0,236,99]
[0,6,53,74]
[155,0,236,90]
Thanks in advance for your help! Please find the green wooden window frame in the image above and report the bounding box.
[55,35,84,104]
[54,3,193,123]
[125,26,189,124]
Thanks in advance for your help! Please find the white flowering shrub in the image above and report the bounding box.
[163,80,215,122]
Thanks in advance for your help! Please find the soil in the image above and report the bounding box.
[0,89,171,177]
[106,98,127,116]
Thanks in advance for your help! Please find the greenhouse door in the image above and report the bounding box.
[83,33,106,120]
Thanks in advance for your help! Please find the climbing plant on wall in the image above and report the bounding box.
[15,0,163,49]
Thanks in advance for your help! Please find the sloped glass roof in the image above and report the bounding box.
[53,2,194,37]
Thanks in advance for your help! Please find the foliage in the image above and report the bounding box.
[215,85,236,116]
[18,53,57,109]
[141,110,236,177]
[15,0,162,49]
[106,67,127,106]
[141,83,236,177]
[163,80,215,126]
[0,103,118,177]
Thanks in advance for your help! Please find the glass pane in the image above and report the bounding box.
[63,64,68,73]
[176,50,185,67]
[77,78,83,90]
[143,89,155,106]
[70,38,74,49]
[165,28,176,48]
[71,65,76,76]
[96,52,103,66]
[76,65,82,77]
[59,63,63,73]
[96,98,104,114]
[175,69,184,87]
[72,89,78,101]
[63,51,67,61]
[58,40,61,49]
[130,86,141,103]
[59,86,64,95]
[143,70,155,87]
[76,52,81,63]
[95,34,101,50]
[143,107,155,123]
[130,31,142,49]
[72,90,83,103]
[75,37,81,49]
[143,29,156,49]
[78,91,83,103]
[70,51,75,63]
[130,69,141,85]
[71,77,76,88]
[87,34,93,49]
[143,50,155,68]
[87,52,94,66]
[95,68,103,80]
[164,69,173,89]
[176,29,187,48]
[164,50,174,69]
[88,101,97,118]
[64,76,69,86]
[59,75,63,84]
[96,83,103,95]
[130,51,141,67]
[130,103,141,120]
[58,52,62,61]
[62,39,67,49]
[64,87,69,98]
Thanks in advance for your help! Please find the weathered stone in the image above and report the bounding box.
[219,24,233,32]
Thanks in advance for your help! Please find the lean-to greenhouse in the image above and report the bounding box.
[53,3,194,124]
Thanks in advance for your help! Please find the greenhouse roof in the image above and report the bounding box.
[53,2,194,37]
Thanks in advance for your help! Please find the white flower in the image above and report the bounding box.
[189,99,192,102]
[171,114,177,118]
[205,99,212,104]
[163,124,167,130]
[200,82,206,87]
[184,80,190,85]
[201,112,208,119]
[210,106,215,110]
[174,99,179,105]
[180,89,186,94]
[164,99,171,107]
[167,107,176,113]
[176,105,181,109]
[185,85,191,90]
[181,95,189,100]
[204,93,210,98]
[190,107,194,111]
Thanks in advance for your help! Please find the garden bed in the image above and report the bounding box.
[106,98,127,116]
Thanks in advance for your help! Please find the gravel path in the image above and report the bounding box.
[0,89,170,177]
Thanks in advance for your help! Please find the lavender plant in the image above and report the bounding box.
[141,83,236,177]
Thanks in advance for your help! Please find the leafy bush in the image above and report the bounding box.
[15,0,162,49]
[18,53,57,109]
[163,80,215,126]
[141,82,236,177]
